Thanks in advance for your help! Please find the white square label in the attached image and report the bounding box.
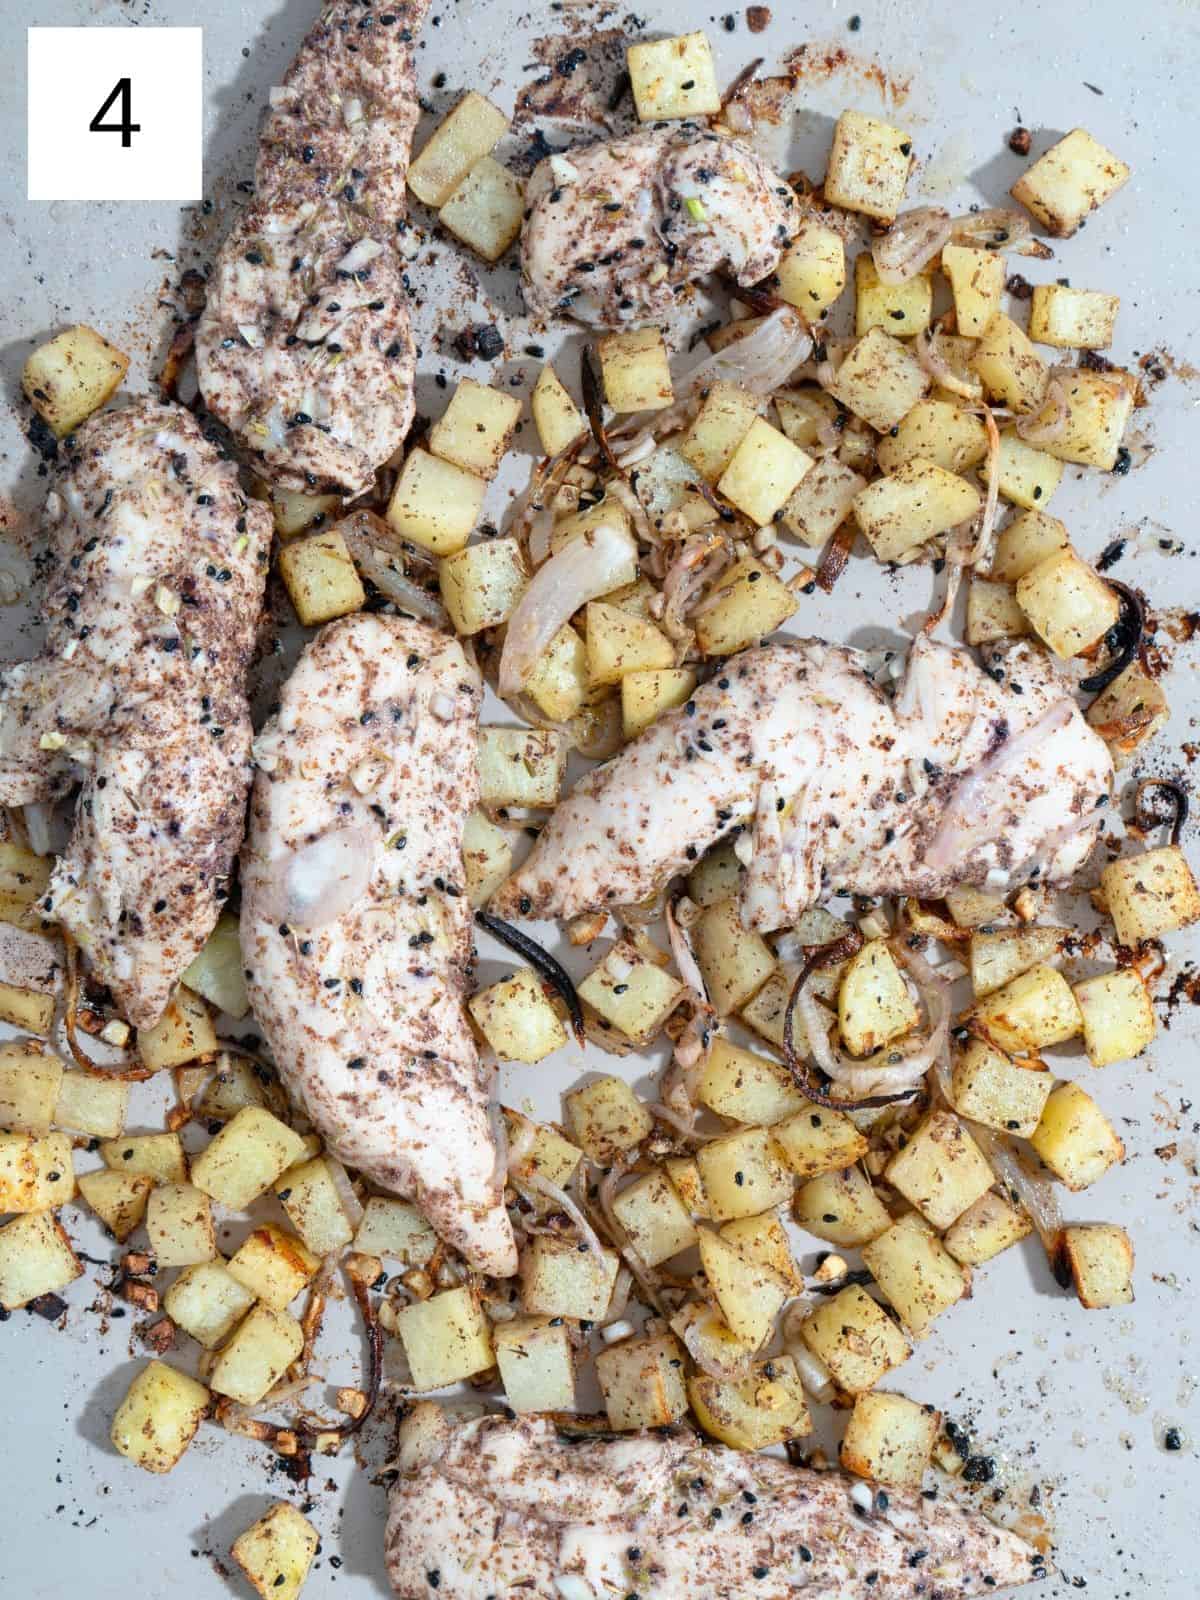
[27,27,203,202]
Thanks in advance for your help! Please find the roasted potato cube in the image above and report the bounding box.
[278,529,365,626]
[875,398,988,477]
[831,327,931,433]
[429,379,521,479]
[693,556,798,657]
[621,667,697,739]
[439,156,524,262]
[577,941,684,1048]
[470,966,568,1063]
[738,967,812,1060]
[840,1390,940,1489]
[77,1169,153,1241]
[549,494,635,557]
[971,313,1048,413]
[837,939,920,1055]
[669,1301,754,1379]
[231,1501,320,1600]
[884,1111,994,1230]
[799,1284,910,1394]
[966,577,1028,645]
[227,1225,319,1311]
[520,1235,620,1321]
[689,1354,811,1451]
[191,1107,307,1210]
[462,809,513,909]
[1073,968,1156,1068]
[1058,1222,1134,1309]
[697,1227,790,1348]
[1028,285,1119,350]
[0,982,54,1036]
[439,539,526,636]
[387,448,486,557]
[1086,660,1169,768]
[627,30,721,120]
[969,963,1082,1052]
[698,1036,806,1126]
[951,1038,1053,1137]
[772,1102,869,1180]
[0,1039,62,1135]
[696,1127,792,1222]
[774,386,841,450]
[855,253,932,338]
[194,1058,279,1125]
[477,727,566,808]
[1031,368,1135,470]
[0,839,52,928]
[679,382,760,482]
[274,1157,357,1256]
[861,1214,969,1337]
[210,1305,304,1405]
[995,428,1064,511]
[101,1131,186,1185]
[22,324,129,437]
[0,1208,81,1310]
[182,912,250,1020]
[944,883,1009,929]
[353,1197,437,1265]
[585,600,674,685]
[566,1073,654,1163]
[612,1168,698,1267]
[1101,846,1200,945]
[687,839,744,910]
[137,985,218,1072]
[596,1333,688,1429]
[0,1129,73,1211]
[163,1262,257,1349]
[526,625,589,724]
[793,1165,891,1248]
[781,455,866,549]
[597,327,674,413]
[940,244,1005,338]
[1030,1081,1124,1191]
[267,485,340,538]
[1010,128,1130,237]
[531,364,586,456]
[720,1210,800,1289]
[824,110,914,220]
[409,91,508,208]
[775,217,846,316]
[1016,546,1119,658]
[717,417,813,527]
[990,509,1069,581]
[494,1315,576,1413]
[664,1155,709,1218]
[943,1189,1033,1267]
[111,1360,209,1473]
[505,1110,583,1189]
[969,925,1067,997]
[146,1183,216,1269]
[693,896,776,1014]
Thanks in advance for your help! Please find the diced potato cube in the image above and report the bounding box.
[1086,660,1169,768]
[0,1208,81,1309]
[101,1131,186,1185]
[565,1074,654,1163]
[697,1227,789,1348]
[1101,847,1200,945]
[439,539,526,636]
[531,365,586,456]
[267,485,340,538]
[951,1038,1053,1136]
[0,1129,73,1211]
[698,1036,805,1126]
[137,986,218,1072]
[837,939,920,1056]
[505,1110,583,1190]
[577,941,684,1048]
[193,1058,279,1125]
[191,1107,306,1210]
[439,156,524,262]
[693,896,776,1015]
[774,217,846,316]
[696,1127,792,1222]
[1016,547,1119,658]
[1033,368,1135,470]
[596,1333,688,1429]
[875,398,988,477]
[772,1102,869,1180]
[943,1189,1033,1267]
[612,1168,698,1267]
[526,626,589,724]
[967,577,1028,645]
[679,382,760,482]
[0,1039,63,1135]
[182,913,250,1020]
[209,1305,304,1405]
[1073,969,1156,1068]
[621,667,697,739]
[520,1235,620,1321]
[477,727,566,808]
[0,982,54,1036]
[995,428,1064,510]
[627,31,721,120]
[738,966,811,1059]
[1030,1081,1124,1191]
[717,417,813,527]
[689,1354,811,1451]
[693,557,798,657]
[278,529,365,626]
[470,966,568,1063]
[549,494,635,557]
[429,379,521,479]
[409,92,508,208]
[664,1156,709,1219]
[840,1390,940,1489]
[1029,284,1119,350]
[110,1360,209,1473]
[164,1262,257,1349]
[861,1214,969,1337]
[231,1501,320,1600]
[971,312,1048,413]
[1059,1223,1134,1309]
[687,839,744,910]
[854,456,981,565]
[1010,128,1130,238]
[720,1210,800,1289]
[462,809,513,909]
[824,110,914,221]
[353,1197,436,1265]
[855,253,932,338]
[387,448,486,557]
[77,1169,152,1241]
[0,839,52,928]
[941,244,1006,338]
[969,925,1067,997]
[227,1225,319,1311]
[970,963,1082,1052]
[990,509,1069,581]
[669,1301,753,1379]
[884,1111,994,1230]
[597,327,674,413]
[800,1284,910,1393]
[793,1165,891,1248]
[781,455,866,549]
[829,327,931,433]
[585,600,674,685]
[22,324,129,437]
[494,1315,576,1413]
[774,386,841,450]
[274,1157,357,1256]
[146,1183,216,1269]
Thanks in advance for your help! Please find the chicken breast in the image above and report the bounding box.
[386,1408,1045,1599]
[195,0,430,494]
[0,400,271,1029]
[240,614,516,1277]
[521,124,796,328]
[491,634,1112,929]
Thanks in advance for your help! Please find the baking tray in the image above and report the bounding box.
[1,1,1198,1595]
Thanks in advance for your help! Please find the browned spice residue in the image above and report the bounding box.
[746,5,772,32]
[784,41,912,106]
[514,27,632,131]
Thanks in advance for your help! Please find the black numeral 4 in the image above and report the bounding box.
[88,78,141,148]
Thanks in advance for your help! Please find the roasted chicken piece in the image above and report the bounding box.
[196,0,430,494]
[387,1408,1045,1599]
[240,614,516,1277]
[0,400,270,1029]
[492,635,1113,929]
[521,124,796,328]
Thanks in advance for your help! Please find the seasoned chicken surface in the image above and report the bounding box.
[521,124,796,328]
[0,401,270,1029]
[240,614,516,1277]
[386,1409,1044,1599]
[195,0,430,494]
[492,635,1112,929]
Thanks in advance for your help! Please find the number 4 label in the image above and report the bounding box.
[89,78,142,149]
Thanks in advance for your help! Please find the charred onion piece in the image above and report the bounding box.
[62,932,154,1082]
[1134,776,1189,847]
[581,344,621,476]
[725,278,790,318]
[720,55,765,113]
[475,910,585,1043]
[816,519,856,594]
[1080,580,1144,695]
[159,321,196,401]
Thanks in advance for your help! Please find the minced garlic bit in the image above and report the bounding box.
[38,731,67,751]
[155,583,181,617]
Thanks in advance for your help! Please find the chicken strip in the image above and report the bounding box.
[0,400,270,1029]
[386,1408,1045,1599]
[492,634,1112,929]
[240,614,516,1277]
[521,124,796,328]
[196,0,430,494]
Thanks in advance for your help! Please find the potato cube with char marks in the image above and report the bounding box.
[693,557,798,657]
[995,428,1064,511]
[577,942,684,1048]
[940,245,1005,338]
[840,1391,940,1490]
[495,1315,576,1413]
[0,839,52,928]
[526,626,589,724]
[875,398,988,477]
[565,1073,654,1163]
[853,458,980,564]
[439,157,525,262]
[861,1214,969,1337]
[409,92,508,209]
[696,1126,792,1222]
[966,578,1028,646]
[531,365,586,457]
[22,324,129,438]
[0,982,54,1036]
[353,1197,437,1266]
[0,1039,62,1135]
[278,529,365,626]
[627,31,721,120]
[1058,1223,1134,1309]
[146,1183,216,1269]
[596,1333,688,1429]
[611,1168,698,1267]
[773,1102,869,1180]
[688,1355,811,1451]
[693,897,776,1014]
[77,1169,153,1241]
[137,986,218,1072]
[793,1166,891,1248]
[163,1262,257,1349]
[1028,368,1135,470]
[209,1305,304,1405]
[470,966,568,1064]
[720,1210,800,1290]
[191,1107,307,1210]
[697,1227,790,1349]
[943,1189,1032,1267]
[1086,660,1169,769]
[1101,846,1200,945]
[461,809,513,910]
[504,1110,582,1190]
[824,111,914,221]
[585,601,674,685]
[1029,285,1119,350]
[231,1501,320,1600]
[885,1111,994,1230]
[1011,128,1130,238]
[1031,1081,1124,1190]
[429,379,521,479]
[439,538,526,636]
[679,382,760,483]
[990,509,1069,581]
[275,1157,357,1256]
[774,217,847,316]
[520,1235,620,1322]
[854,253,932,338]
[110,1360,209,1474]
[1073,969,1156,1068]
[477,727,566,808]
[969,963,1082,1052]
[837,940,919,1056]
[621,667,697,739]
[227,1225,319,1311]
[598,327,674,413]
[698,1036,805,1126]
[781,455,866,549]
[0,1129,73,1211]
[799,1284,911,1394]
[717,417,813,527]
[951,1038,1053,1137]
[0,1208,81,1310]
